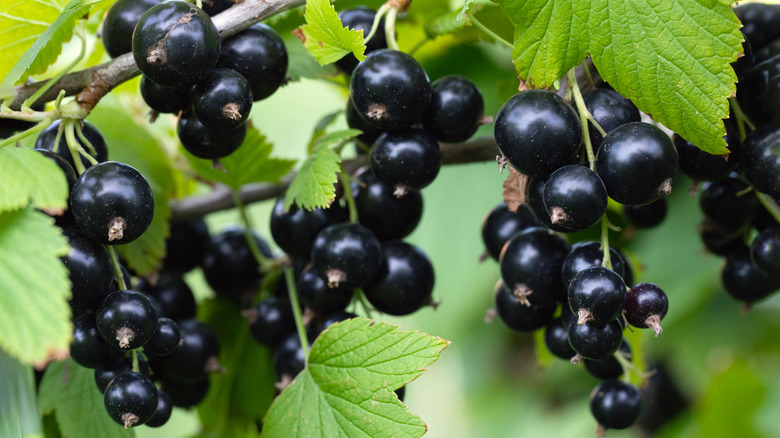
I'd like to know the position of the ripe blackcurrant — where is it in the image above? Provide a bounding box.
[274,332,306,379]
[494,281,557,332]
[247,296,296,346]
[543,165,608,232]
[364,241,435,315]
[624,283,669,336]
[568,267,627,326]
[164,318,220,383]
[582,88,640,148]
[494,90,581,178]
[137,273,197,322]
[722,246,780,304]
[201,227,272,303]
[162,218,210,274]
[104,371,159,428]
[160,376,210,407]
[177,110,247,160]
[297,268,353,316]
[751,226,780,274]
[269,195,347,260]
[422,75,484,143]
[739,123,780,197]
[525,177,567,232]
[700,176,758,233]
[102,0,160,58]
[192,68,253,131]
[218,23,288,101]
[568,318,623,361]
[70,313,117,369]
[350,49,431,130]
[140,76,191,115]
[201,0,234,15]
[672,130,735,182]
[35,148,77,191]
[70,161,154,245]
[561,241,628,289]
[481,203,539,261]
[310,223,382,289]
[700,221,746,256]
[97,290,159,350]
[144,317,182,356]
[61,229,114,310]
[35,120,108,170]
[370,128,442,195]
[624,198,667,229]
[335,7,387,74]
[352,168,423,240]
[346,99,380,147]
[145,391,173,428]
[94,355,151,393]
[589,380,644,430]
[584,339,632,380]
[544,317,576,360]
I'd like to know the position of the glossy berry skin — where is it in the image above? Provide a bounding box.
[568,319,623,361]
[751,227,780,274]
[350,49,431,130]
[310,223,382,289]
[145,391,173,428]
[596,122,679,205]
[70,161,154,245]
[97,290,159,350]
[582,88,640,149]
[700,177,758,233]
[481,203,539,261]
[499,227,571,307]
[560,241,627,287]
[346,99,380,146]
[274,332,306,379]
[335,7,387,74]
[94,355,151,393]
[137,273,197,322]
[735,3,780,51]
[543,165,607,232]
[202,0,234,15]
[102,0,159,58]
[672,132,734,181]
[568,267,627,325]
[722,247,780,304]
[35,120,108,170]
[163,218,210,274]
[177,110,247,159]
[624,283,668,335]
[544,317,576,360]
[422,75,484,143]
[104,371,159,428]
[270,195,347,260]
[202,227,272,302]
[132,1,220,88]
[525,177,567,232]
[192,68,253,131]
[494,90,581,178]
[61,229,114,310]
[298,269,353,315]
[364,241,435,316]
[495,281,557,332]
[144,317,181,356]
[140,76,191,114]
[584,339,631,380]
[70,313,117,369]
[160,376,210,407]
[624,198,667,229]
[739,123,780,197]
[700,222,746,256]
[218,24,288,101]
[370,128,441,193]
[590,380,644,430]
[164,319,220,383]
[248,296,296,346]
[353,168,423,240]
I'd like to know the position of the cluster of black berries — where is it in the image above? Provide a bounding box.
[103,0,288,160]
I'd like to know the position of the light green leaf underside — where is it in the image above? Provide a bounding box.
[186,126,297,189]
[0,146,68,213]
[39,359,135,438]
[300,0,366,66]
[262,318,449,438]
[283,143,341,211]
[0,207,70,364]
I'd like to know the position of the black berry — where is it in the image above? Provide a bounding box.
[144,391,173,428]
[191,68,253,131]
[97,290,159,350]
[543,164,608,232]
[481,203,539,261]
[144,317,182,356]
[269,195,347,260]
[568,267,627,326]
[218,23,288,101]
[61,229,114,310]
[363,241,435,316]
[177,110,247,160]
[70,313,117,369]
[568,318,623,361]
[624,283,669,336]
[589,380,644,430]
[353,168,423,240]
[370,128,442,195]
[247,296,296,346]
[494,281,557,332]
[739,123,780,197]
[335,7,387,74]
[624,198,667,229]
[104,371,159,428]
[751,226,780,274]
[310,223,382,289]
[298,268,353,316]
[201,227,272,303]
[422,75,484,143]
[582,88,640,149]
[102,0,160,58]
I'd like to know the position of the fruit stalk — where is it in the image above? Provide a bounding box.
[284,267,310,363]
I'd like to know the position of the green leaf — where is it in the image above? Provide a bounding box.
[262,318,449,438]
[0,0,92,98]
[0,207,70,364]
[185,126,296,189]
[0,147,68,213]
[39,359,135,438]
[497,0,741,154]
[300,0,366,65]
[283,143,341,211]
[696,360,766,438]
[196,298,276,437]
[310,128,362,153]
[307,109,343,153]
[0,349,43,438]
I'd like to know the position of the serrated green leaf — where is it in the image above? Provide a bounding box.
[186,125,296,189]
[196,298,276,438]
[310,128,362,151]
[262,318,449,438]
[0,207,70,363]
[300,0,366,65]
[0,146,68,213]
[284,143,341,211]
[0,0,92,98]
[39,359,135,438]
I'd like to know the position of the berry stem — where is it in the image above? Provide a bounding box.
[107,245,128,290]
[63,120,87,174]
[614,349,632,383]
[339,170,359,224]
[756,192,780,224]
[355,289,374,319]
[284,267,310,364]
[75,122,99,158]
[582,62,596,89]
[566,69,602,171]
[729,97,754,142]
[466,11,514,50]
[0,108,49,122]
[231,189,274,271]
[384,7,400,51]
[600,214,613,270]
[131,350,139,373]
[362,3,392,46]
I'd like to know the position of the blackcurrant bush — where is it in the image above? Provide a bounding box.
[751,226,780,274]
[70,161,154,245]
[310,223,382,289]
[102,0,160,58]
[584,339,632,380]
[145,391,173,428]
[35,120,108,170]
[144,317,182,356]
[104,371,159,428]
[624,283,669,336]
[97,290,159,350]
[544,317,576,360]
[370,128,441,195]
[499,227,570,307]
[350,49,431,130]
[140,76,191,115]
[192,68,253,131]
[568,267,627,326]
[202,227,272,303]
[137,273,197,322]
[582,88,640,148]
[481,203,539,261]
[568,319,623,361]
[218,23,288,101]
[363,241,435,316]
[739,123,780,197]
[297,268,353,316]
[335,7,387,74]
[163,218,210,274]
[543,165,607,232]
[164,318,220,383]
[494,90,581,178]
[624,198,667,229]
[274,332,306,380]
[177,110,247,160]
[247,296,296,346]
[589,379,644,430]
[422,75,484,143]
[132,1,220,88]
[700,177,758,233]
[595,122,679,205]
[494,281,557,332]
[70,313,118,369]
[722,246,780,305]
[269,195,347,260]
[346,99,380,146]
[61,229,114,310]
[353,168,423,240]
[160,376,210,407]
